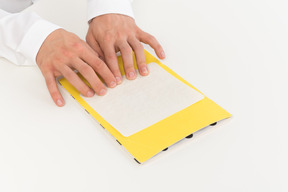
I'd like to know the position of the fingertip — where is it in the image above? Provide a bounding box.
[109,81,117,88]
[157,50,166,60]
[56,99,65,107]
[116,76,122,84]
[126,71,136,80]
[87,90,95,97]
[140,66,149,76]
[99,88,107,96]
[45,75,65,107]
[160,50,166,59]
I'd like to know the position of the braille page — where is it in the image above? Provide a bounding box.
[81,62,204,137]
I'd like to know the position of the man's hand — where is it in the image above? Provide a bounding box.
[36,29,117,107]
[86,14,165,84]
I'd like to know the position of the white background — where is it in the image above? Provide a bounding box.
[0,0,287,191]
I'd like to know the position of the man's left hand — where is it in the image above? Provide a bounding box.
[86,14,165,84]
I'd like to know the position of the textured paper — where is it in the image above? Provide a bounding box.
[81,62,204,136]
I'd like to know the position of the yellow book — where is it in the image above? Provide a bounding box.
[59,50,231,164]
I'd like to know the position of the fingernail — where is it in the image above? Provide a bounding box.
[128,71,135,79]
[116,76,122,84]
[100,89,106,95]
[87,90,94,97]
[141,67,149,75]
[110,81,117,88]
[161,51,166,58]
[56,99,63,106]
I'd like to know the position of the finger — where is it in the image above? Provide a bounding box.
[128,38,148,76]
[60,65,96,97]
[139,31,166,59]
[44,73,65,107]
[72,58,108,96]
[81,44,117,88]
[117,41,136,80]
[101,43,123,84]
[86,35,104,60]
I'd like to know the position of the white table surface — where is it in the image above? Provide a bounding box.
[1,0,287,191]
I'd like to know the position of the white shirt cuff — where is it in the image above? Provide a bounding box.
[17,19,61,65]
[87,0,134,22]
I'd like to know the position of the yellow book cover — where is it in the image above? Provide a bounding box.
[59,50,231,163]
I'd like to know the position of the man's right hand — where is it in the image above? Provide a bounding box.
[36,29,117,107]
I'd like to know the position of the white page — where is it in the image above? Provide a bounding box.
[81,62,204,137]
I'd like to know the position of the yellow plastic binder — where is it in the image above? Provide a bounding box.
[59,50,231,163]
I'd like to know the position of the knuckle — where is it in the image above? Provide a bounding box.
[103,33,113,43]
[79,83,91,94]
[54,71,62,77]
[41,63,51,73]
[106,53,116,61]
[92,59,104,70]
[116,31,130,39]
[136,29,144,39]
[56,62,68,72]
[137,61,146,67]
[94,84,105,94]
[45,78,54,87]
[64,70,75,80]
[61,49,74,59]
[91,81,101,90]
[134,42,144,50]
[80,87,89,94]
[126,65,135,71]
[79,64,94,75]
[54,54,67,63]
[147,35,156,42]
[121,45,132,54]
[116,31,122,39]
[136,28,143,35]
[72,42,84,53]
[156,45,162,50]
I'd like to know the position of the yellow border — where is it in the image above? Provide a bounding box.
[59,50,231,163]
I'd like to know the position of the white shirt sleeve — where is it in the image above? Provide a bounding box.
[87,0,134,22]
[0,9,61,66]
[0,0,134,66]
